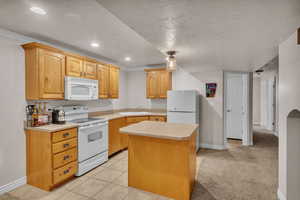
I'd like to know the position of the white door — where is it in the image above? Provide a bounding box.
[225,73,244,139]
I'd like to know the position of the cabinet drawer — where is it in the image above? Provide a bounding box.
[53,148,77,169]
[52,138,77,154]
[53,161,77,185]
[126,116,149,124]
[149,116,166,122]
[52,128,77,143]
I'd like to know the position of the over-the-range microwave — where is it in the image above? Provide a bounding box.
[65,76,98,100]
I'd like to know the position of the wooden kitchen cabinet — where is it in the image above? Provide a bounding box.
[108,117,126,156]
[109,65,120,99]
[97,63,110,98]
[97,64,120,99]
[145,68,172,99]
[83,58,97,80]
[25,127,78,191]
[66,55,97,80]
[65,55,83,78]
[23,43,66,100]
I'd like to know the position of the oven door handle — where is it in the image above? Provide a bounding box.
[79,123,108,130]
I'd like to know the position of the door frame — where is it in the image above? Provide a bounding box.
[223,71,253,147]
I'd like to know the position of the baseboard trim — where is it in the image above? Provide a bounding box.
[200,143,226,150]
[277,189,286,200]
[0,177,27,195]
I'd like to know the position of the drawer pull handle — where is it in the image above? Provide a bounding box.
[63,155,70,160]
[63,169,70,174]
[63,143,70,148]
[63,133,70,137]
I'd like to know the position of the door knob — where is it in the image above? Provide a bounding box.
[227,109,231,112]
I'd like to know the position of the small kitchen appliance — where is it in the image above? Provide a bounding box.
[52,108,66,124]
[62,105,108,176]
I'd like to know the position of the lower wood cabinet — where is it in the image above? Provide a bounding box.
[108,115,166,156]
[25,127,78,191]
[108,117,126,156]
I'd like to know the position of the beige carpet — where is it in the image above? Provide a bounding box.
[193,131,278,200]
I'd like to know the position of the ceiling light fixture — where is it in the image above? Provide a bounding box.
[166,50,177,71]
[125,57,131,61]
[30,7,47,15]
[90,42,99,47]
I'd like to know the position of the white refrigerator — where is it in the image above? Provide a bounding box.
[167,90,200,151]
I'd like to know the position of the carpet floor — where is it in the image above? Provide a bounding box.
[193,131,278,200]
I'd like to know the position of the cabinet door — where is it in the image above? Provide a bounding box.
[146,71,158,98]
[108,118,126,156]
[66,56,83,78]
[158,71,172,98]
[84,61,97,79]
[109,67,119,98]
[97,64,109,98]
[39,49,65,99]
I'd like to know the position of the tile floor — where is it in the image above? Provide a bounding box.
[0,131,278,200]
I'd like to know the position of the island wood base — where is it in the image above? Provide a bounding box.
[128,132,196,200]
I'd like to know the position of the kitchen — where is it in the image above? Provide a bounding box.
[1,0,291,199]
[20,41,201,200]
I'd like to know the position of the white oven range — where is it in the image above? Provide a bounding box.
[63,105,108,176]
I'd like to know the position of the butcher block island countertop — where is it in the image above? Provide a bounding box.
[120,121,198,200]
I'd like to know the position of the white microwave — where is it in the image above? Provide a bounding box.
[65,76,98,100]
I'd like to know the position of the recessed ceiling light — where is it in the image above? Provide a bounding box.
[30,7,47,15]
[125,57,131,61]
[91,42,99,47]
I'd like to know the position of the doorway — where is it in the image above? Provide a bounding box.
[224,72,252,146]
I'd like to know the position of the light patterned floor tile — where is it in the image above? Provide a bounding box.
[124,188,158,200]
[71,178,109,198]
[84,166,106,177]
[93,168,123,182]
[93,183,128,200]
[59,191,89,200]
[113,172,128,187]
[8,184,48,200]
[63,175,89,191]
[109,159,128,172]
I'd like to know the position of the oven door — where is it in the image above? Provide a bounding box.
[78,122,108,162]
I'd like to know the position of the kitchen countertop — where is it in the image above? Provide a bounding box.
[120,121,198,140]
[24,123,78,132]
[92,112,166,121]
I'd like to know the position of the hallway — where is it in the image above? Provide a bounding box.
[194,131,278,199]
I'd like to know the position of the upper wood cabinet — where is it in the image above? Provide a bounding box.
[145,68,172,99]
[97,63,110,98]
[66,56,97,80]
[109,65,120,99]
[84,59,97,80]
[66,55,83,78]
[23,43,66,100]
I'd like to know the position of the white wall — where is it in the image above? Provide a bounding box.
[278,30,300,199]
[0,36,27,189]
[253,77,261,125]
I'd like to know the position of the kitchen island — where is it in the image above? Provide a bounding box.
[120,121,198,200]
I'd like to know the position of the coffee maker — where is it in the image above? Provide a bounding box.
[52,109,66,124]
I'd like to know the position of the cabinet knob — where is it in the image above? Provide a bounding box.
[63,143,70,148]
[63,155,70,160]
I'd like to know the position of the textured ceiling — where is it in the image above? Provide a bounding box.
[0,0,299,72]
[0,0,165,68]
[97,0,300,72]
